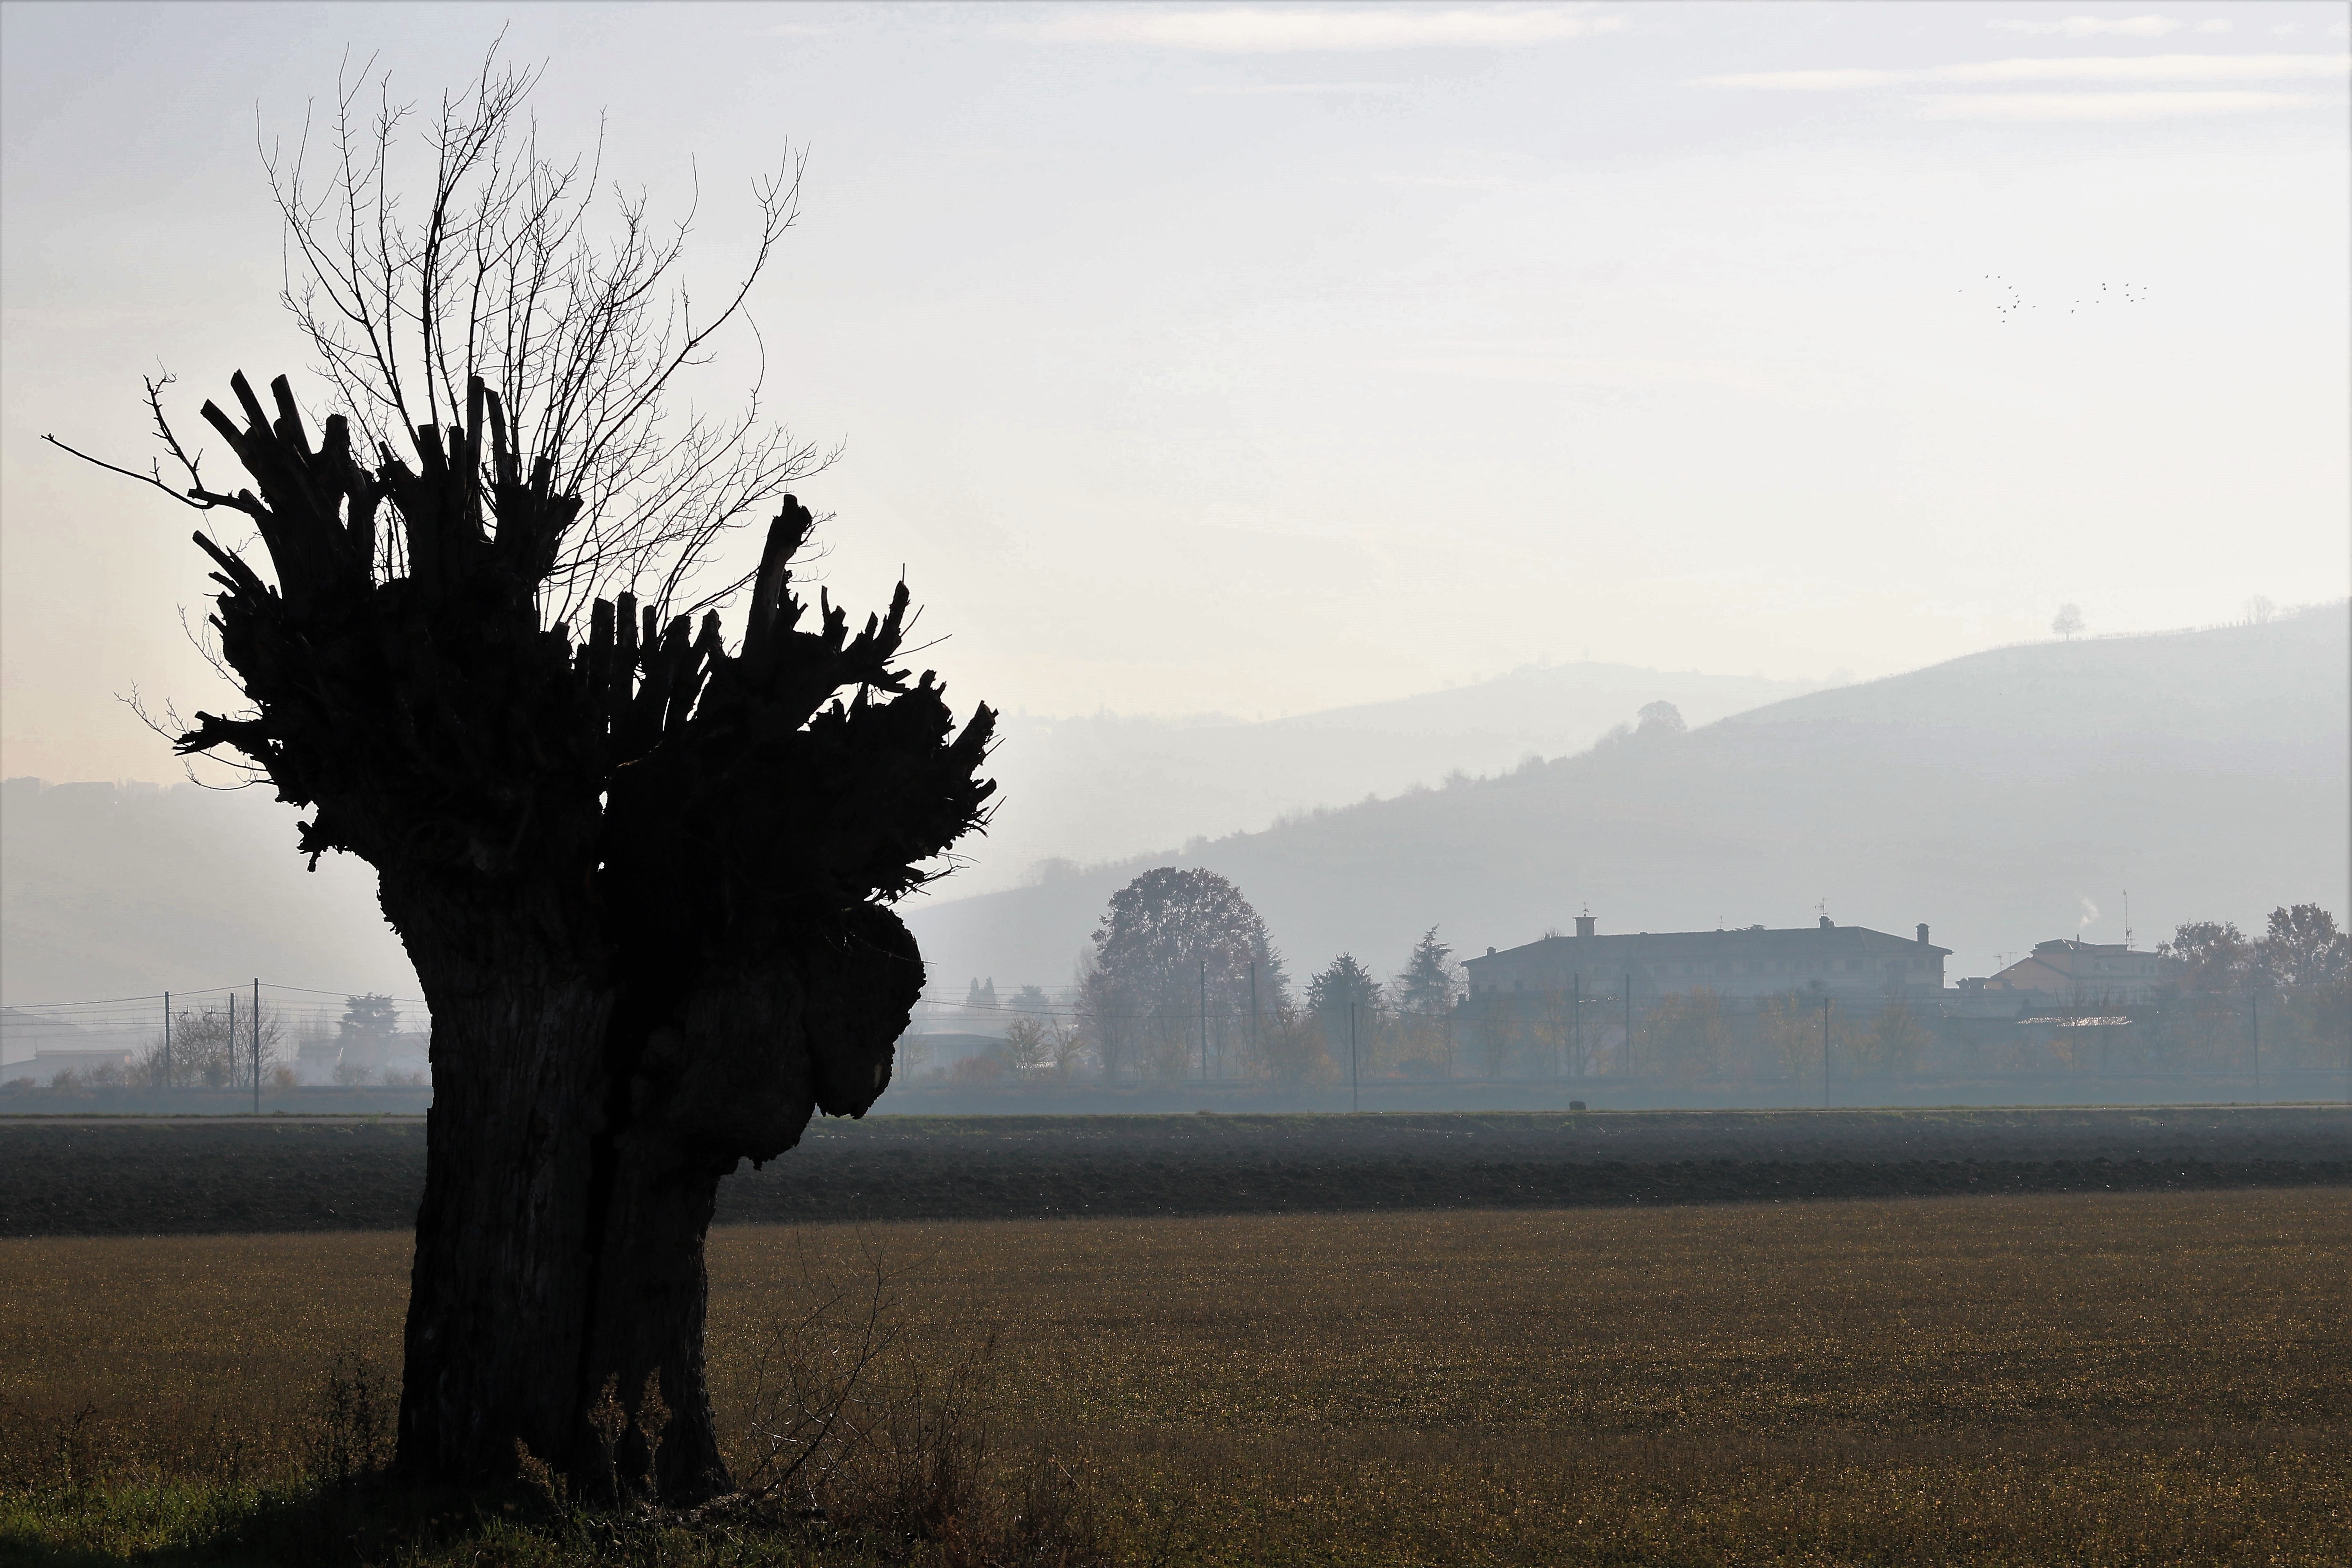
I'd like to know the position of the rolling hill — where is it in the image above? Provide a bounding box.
[904,605,2351,991]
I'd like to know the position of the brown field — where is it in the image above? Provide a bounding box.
[3,1190,2349,1564]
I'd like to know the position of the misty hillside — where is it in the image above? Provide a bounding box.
[966,663,1817,891]
[0,661,1803,1006]
[906,606,2351,989]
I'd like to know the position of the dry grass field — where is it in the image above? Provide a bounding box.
[3,1189,2348,1564]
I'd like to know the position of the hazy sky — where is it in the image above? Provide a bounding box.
[3,1,2346,784]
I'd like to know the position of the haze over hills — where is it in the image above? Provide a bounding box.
[966,663,1821,894]
[4,610,2342,1011]
[0,660,1812,1006]
[906,605,2352,992]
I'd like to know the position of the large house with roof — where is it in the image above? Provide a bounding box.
[1976,938,2161,1004]
[1462,914,1950,1003]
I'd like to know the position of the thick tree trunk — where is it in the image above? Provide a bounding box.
[391,890,918,1503]
[394,912,616,1483]
[578,1122,733,1500]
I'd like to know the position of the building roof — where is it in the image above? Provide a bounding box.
[1466,922,1950,969]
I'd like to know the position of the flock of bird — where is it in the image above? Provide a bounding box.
[1970,273,2150,322]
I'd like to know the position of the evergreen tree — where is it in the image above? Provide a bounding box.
[1393,927,1460,1015]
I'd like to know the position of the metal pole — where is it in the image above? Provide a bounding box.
[1243,959,1254,1075]
[1200,960,1209,1083]
[1622,973,1632,1077]
[2251,990,2260,1103]
[252,977,261,1112]
[163,991,171,1092]
[1822,994,1831,1110]
[1572,974,1580,1078]
[228,991,238,1103]
[1350,1002,1359,1113]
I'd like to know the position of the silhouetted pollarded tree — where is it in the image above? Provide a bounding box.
[49,58,992,1504]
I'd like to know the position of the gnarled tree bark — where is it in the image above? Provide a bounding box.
[172,370,992,1502]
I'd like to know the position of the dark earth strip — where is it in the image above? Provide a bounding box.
[2,1108,2345,1238]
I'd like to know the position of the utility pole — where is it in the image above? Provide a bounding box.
[228,990,238,1104]
[252,977,262,1112]
[1200,960,1208,1083]
[2251,989,2260,1103]
[1822,994,1831,1110]
[1350,1002,1360,1114]
[162,991,171,1092]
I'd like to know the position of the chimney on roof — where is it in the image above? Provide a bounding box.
[1575,914,1596,938]
[1819,915,1833,930]
[1917,923,1930,946]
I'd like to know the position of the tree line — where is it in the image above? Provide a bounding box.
[923,874,2349,1088]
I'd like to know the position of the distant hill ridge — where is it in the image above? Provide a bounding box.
[969,659,1818,892]
[7,607,2342,1006]
[906,605,2350,989]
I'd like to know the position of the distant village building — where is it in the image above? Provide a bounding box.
[1977,939,2161,1004]
[2,1047,135,1083]
[1462,914,1949,1002]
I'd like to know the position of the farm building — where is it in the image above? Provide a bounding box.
[1463,914,1949,1003]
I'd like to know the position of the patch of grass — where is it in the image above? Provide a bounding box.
[2,1190,2348,1562]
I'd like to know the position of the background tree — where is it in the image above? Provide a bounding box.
[1082,867,1287,1080]
[2157,920,2254,991]
[137,999,286,1089]
[335,992,401,1083]
[2052,603,2085,640]
[1392,927,1460,1015]
[2253,903,2349,987]
[1633,990,1728,1084]
[52,56,992,1503]
[1635,699,1687,735]
[1246,1003,1337,1089]
[1855,1002,1930,1076]
[1306,953,1382,1064]
[1390,927,1460,1076]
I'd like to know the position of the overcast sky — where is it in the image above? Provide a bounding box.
[3,1,2346,783]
